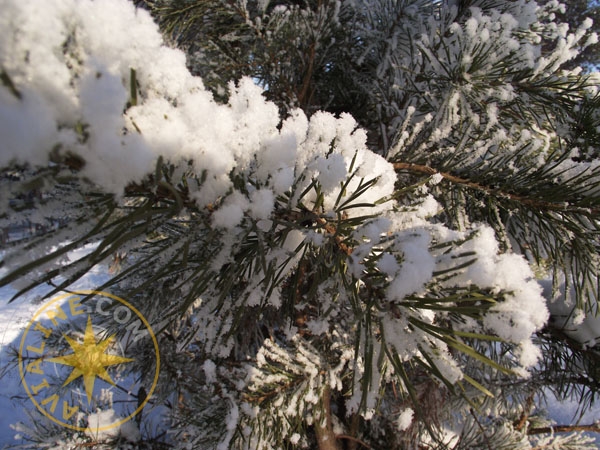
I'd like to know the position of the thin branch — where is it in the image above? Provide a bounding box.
[336,434,372,449]
[346,413,361,450]
[393,162,599,215]
[469,408,493,450]
[514,392,536,432]
[315,386,342,450]
[528,423,600,435]
[298,40,316,110]
[315,215,352,255]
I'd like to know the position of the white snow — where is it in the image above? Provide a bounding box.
[203,359,218,384]
[397,407,414,431]
[387,231,435,302]
[86,409,140,443]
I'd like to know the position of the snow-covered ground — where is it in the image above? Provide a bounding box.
[0,238,175,448]
[0,288,42,447]
[0,254,111,447]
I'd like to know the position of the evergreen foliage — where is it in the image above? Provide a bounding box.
[539,0,600,70]
[1,0,599,448]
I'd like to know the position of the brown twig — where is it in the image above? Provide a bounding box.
[393,162,599,215]
[298,40,316,110]
[528,423,600,435]
[297,0,322,110]
[315,386,342,450]
[346,413,361,450]
[315,216,352,255]
[336,434,372,449]
[514,392,536,431]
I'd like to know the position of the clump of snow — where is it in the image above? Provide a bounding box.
[438,226,549,363]
[86,409,140,443]
[397,408,414,431]
[203,359,218,384]
[249,189,275,220]
[212,192,249,229]
[387,231,436,301]
[0,0,397,228]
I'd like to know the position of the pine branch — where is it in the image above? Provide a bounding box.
[528,423,600,435]
[393,162,600,216]
[394,159,600,314]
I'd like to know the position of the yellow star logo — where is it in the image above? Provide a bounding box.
[48,316,134,403]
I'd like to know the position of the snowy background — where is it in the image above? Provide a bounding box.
[0,247,111,447]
